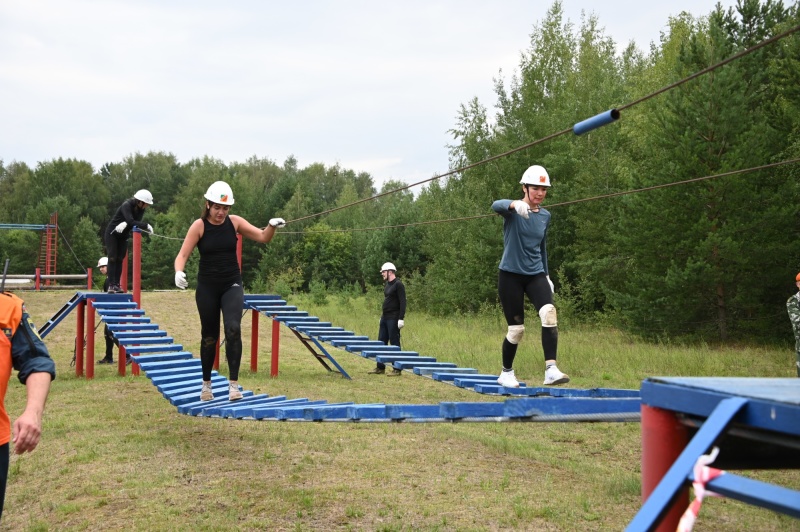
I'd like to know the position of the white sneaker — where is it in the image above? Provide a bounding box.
[497,370,520,388]
[543,365,570,386]
[200,381,214,401]
[229,381,243,401]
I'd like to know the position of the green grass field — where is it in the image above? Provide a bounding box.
[3,290,797,531]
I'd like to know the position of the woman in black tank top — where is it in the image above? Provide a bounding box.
[173,181,286,402]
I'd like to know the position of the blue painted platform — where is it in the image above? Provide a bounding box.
[628,377,800,531]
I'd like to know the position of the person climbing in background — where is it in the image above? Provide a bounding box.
[174,180,285,402]
[491,164,569,388]
[368,262,406,376]
[104,189,154,294]
[0,286,56,521]
[95,257,125,365]
[786,272,800,377]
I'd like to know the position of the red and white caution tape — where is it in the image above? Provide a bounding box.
[676,446,726,532]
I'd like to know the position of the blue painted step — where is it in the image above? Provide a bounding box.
[433,372,497,382]
[102,317,151,324]
[97,309,146,316]
[345,343,397,352]
[375,355,437,364]
[441,402,506,419]
[394,361,457,370]
[136,358,201,372]
[255,306,294,314]
[360,349,413,359]
[285,321,330,328]
[122,344,185,354]
[107,323,160,332]
[294,326,344,334]
[219,396,290,419]
[323,335,368,344]
[201,395,274,417]
[250,400,329,420]
[414,367,478,376]
[219,398,312,419]
[133,352,193,365]
[114,330,169,339]
[386,404,443,420]
[148,368,218,386]
[157,376,227,395]
[115,336,175,345]
[276,402,355,420]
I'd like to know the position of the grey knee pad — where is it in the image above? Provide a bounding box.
[506,324,525,344]
[539,304,557,327]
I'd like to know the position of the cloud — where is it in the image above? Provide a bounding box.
[0,0,732,190]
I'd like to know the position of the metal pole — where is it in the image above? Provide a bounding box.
[86,299,95,379]
[250,311,259,372]
[76,300,85,377]
[133,230,141,307]
[0,259,9,292]
[271,319,280,377]
[640,404,689,531]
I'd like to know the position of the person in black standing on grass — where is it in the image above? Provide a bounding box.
[95,257,126,365]
[104,190,154,294]
[368,262,406,376]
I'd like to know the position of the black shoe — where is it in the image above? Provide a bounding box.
[97,358,113,365]
[387,368,402,377]
[367,367,385,375]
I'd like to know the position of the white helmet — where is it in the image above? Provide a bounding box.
[134,189,154,204]
[97,257,108,267]
[204,181,235,206]
[380,262,396,272]
[519,165,551,187]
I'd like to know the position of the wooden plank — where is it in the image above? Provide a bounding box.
[201,395,274,417]
[138,358,201,372]
[221,396,289,419]
[386,404,443,420]
[230,398,314,419]
[433,372,496,382]
[394,361,456,370]
[440,402,506,419]
[504,397,641,418]
[698,471,800,518]
[131,352,193,364]
[414,367,478,376]
[122,344,185,354]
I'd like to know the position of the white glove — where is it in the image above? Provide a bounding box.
[547,275,554,293]
[513,201,530,219]
[146,224,153,234]
[269,218,286,228]
[175,271,188,289]
[398,319,404,329]
[114,221,128,233]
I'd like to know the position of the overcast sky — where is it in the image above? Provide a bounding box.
[1,1,736,190]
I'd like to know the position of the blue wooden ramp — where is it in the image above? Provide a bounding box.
[42,292,642,423]
[243,295,641,401]
[243,295,351,379]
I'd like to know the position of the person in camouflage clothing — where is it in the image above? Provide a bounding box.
[786,272,800,377]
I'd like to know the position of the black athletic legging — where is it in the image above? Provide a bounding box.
[0,442,8,520]
[104,234,127,287]
[195,281,244,381]
[498,269,558,369]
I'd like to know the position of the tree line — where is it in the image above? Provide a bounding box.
[1,0,799,344]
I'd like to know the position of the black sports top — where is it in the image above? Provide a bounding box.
[197,217,241,285]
